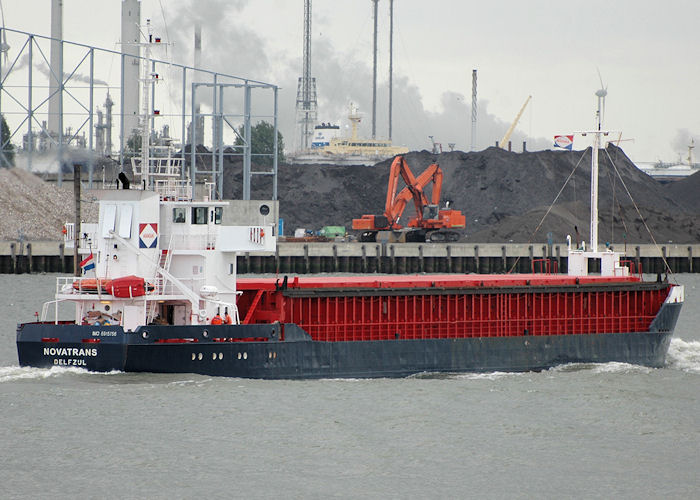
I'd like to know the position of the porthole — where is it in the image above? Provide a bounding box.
[142,331,149,339]
[219,353,223,360]
[212,352,217,360]
[273,352,277,359]
[237,353,241,360]
[191,353,196,361]
[198,353,203,360]
[202,329,209,339]
[243,352,247,360]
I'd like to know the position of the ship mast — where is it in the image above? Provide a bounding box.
[589,83,608,253]
[140,20,152,190]
[568,84,624,277]
[589,117,600,253]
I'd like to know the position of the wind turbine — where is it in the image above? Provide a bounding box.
[595,69,608,130]
[0,1,9,66]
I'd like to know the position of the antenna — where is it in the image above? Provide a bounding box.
[295,0,317,151]
[595,68,608,129]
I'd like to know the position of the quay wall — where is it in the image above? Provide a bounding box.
[1,241,698,275]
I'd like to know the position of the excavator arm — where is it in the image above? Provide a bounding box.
[352,155,464,241]
[384,156,442,229]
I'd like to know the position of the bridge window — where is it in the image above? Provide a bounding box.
[215,207,223,224]
[192,207,207,225]
[173,207,186,223]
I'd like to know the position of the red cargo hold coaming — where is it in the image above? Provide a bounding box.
[235,274,669,342]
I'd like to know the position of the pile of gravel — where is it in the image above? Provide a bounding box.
[0,168,98,241]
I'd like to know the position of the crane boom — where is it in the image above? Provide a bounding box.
[499,95,532,149]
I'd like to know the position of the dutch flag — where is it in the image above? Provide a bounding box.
[80,252,95,273]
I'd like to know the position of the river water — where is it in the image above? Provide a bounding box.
[1,273,699,499]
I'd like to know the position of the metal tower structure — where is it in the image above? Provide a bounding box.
[471,69,477,151]
[295,0,317,151]
[0,27,279,199]
[371,0,378,139]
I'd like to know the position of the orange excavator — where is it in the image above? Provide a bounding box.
[352,156,466,242]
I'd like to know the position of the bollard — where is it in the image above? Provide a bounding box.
[26,243,32,274]
[661,246,667,274]
[59,243,65,273]
[556,245,561,273]
[10,242,16,274]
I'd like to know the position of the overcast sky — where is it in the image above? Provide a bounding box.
[4,0,699,163]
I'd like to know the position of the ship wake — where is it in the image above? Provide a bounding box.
[667,338,700,374]
[0,365,120,383]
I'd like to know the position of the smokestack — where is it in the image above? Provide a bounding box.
[121,0,141,141]
[105,93,113,155]
[388,0,393,141]
[48,0,63,136]
[194,23,202,70]
[371,0,378,139]
[194,23,204,144]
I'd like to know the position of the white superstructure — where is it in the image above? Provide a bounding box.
[57,172,275,331]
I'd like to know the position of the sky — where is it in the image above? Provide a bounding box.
[2,0,699,164]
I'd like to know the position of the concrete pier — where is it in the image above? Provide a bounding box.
[245,242,699,275]
[1,241,698,275]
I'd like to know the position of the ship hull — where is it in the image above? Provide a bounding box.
[16,301,681,379]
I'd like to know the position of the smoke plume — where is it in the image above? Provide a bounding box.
[156,1,548,154]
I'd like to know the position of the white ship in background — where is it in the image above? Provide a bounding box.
[636,140,699,182]
[290,104,408,166]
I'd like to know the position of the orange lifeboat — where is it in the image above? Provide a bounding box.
[72,278,110,293]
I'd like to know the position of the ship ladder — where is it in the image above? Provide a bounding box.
[148,235,174,322]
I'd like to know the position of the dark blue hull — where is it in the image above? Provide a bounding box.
[17,302,682,379]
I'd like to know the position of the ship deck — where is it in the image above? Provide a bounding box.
[236,273,643,292]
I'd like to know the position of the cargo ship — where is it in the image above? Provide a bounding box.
[16,148,684,377]
[15,68,684,378]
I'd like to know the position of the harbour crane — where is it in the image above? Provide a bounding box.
[498,95,532,149]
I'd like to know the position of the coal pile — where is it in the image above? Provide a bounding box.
[226,145,699,243]
[664,169,700,213]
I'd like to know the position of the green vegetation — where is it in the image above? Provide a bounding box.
[0,114,15,168]
[235,121,285,166]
